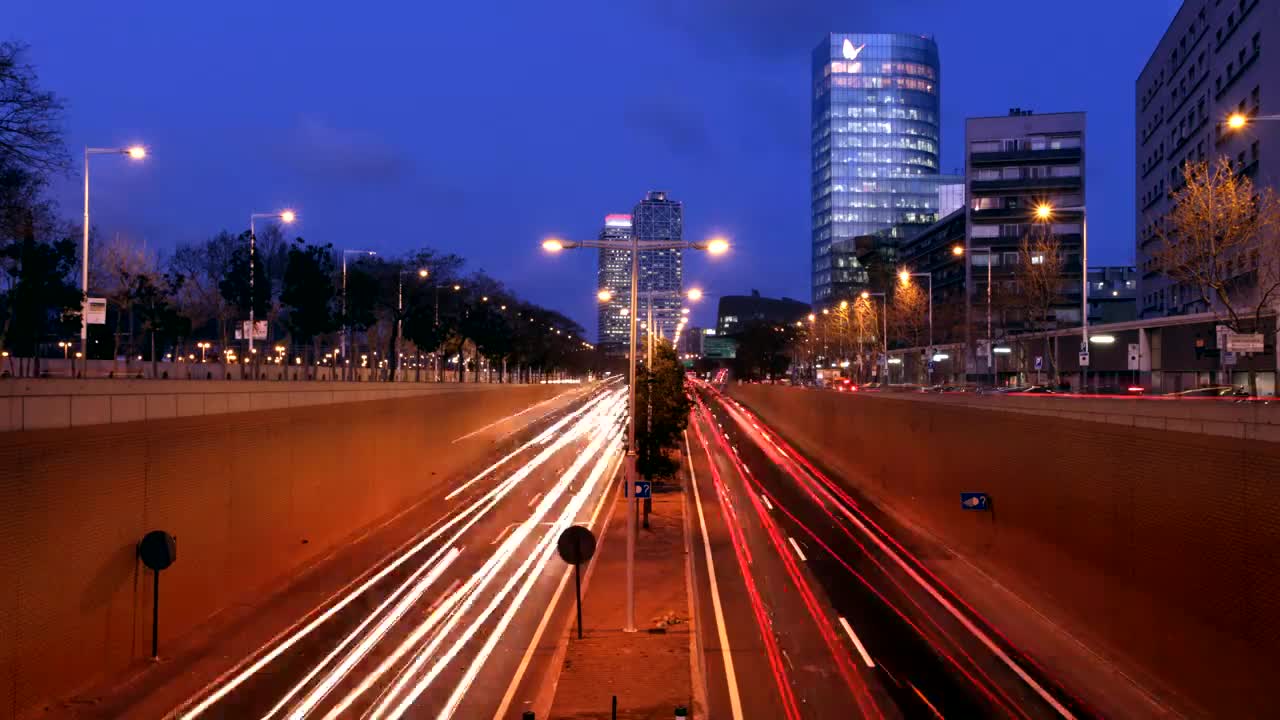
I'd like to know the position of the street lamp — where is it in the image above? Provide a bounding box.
[860,290,888,383]
[542,232,730,633]
[341,249,377,379]
[1226,112,1280,130]
[197,341,211,363]
[396,266,429,379]
[898,269,934,377]
[248,210,298,356]
[1033,202,1088,389]
[82,144,148,365]
[953,244,996,388]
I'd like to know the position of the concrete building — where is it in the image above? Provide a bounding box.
[1136,0,1279,318]
[595,213,633,353]
[1088,265,1140,324]
[811,33,949,304]
[716,290,811,337]
[965,110,1087,344]
[631,191,684,345]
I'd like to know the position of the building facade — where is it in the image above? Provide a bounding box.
[595,213,633,353]
[1088,265,1140,324]
[1136,0,1279,318]
[716,290,811,336]
[965,110,1087,348]
[811,33,945,304]
[632,191,684,345]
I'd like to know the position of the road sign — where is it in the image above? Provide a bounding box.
[1034,356,1043,371]
[927,360,935,372]
[556,525,597,640]
[1078,351,1090,367]
[1227,332,1264,353]
[1127,343,1140,371]
[1224,351,1238,366]
[960,492,990,511]
[634,481,652,499]
[235,321,268,341]
[556,525,597,566]
[977,340,990,358]
[84,297,107,325]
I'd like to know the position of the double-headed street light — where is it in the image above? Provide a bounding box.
[953,243,996,388]
[545,232,729,633]
[248,210,298,355]
[82,144,147,366]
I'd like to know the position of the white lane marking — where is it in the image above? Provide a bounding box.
[787,536,807,562]
[280,548,461,719]
[685,429,746,720]
[182,388,625,719]
[528,491,543,508]
[736,407,1076,719]
[491,450,624,720]
[760,494,774,511]
[838,616,876,668]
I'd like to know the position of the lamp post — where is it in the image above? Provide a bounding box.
[953,244,995,388]
[197,341,210,363]
[341,249,377,380]
[860,291,888,384]
[1033,202,1088,390]
[544,233,728,632]
[247,210,297,359]
[82,145,147,369]
[898,270,934,380]
[396,267,430,381]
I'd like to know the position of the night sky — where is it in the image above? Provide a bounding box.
[11,0,1182,334]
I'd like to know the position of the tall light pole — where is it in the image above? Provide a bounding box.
[543,233,728,632]
[860,291,888,383]
[248,210,297,357]
[953,244,995,388]
[397,267,429,380]
[1034,202,1087,390]
[341,249,377,380]
[82,145,147,368]
[898,270,934,380]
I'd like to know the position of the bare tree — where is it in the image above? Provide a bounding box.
[1152,157,1280,331]
[0,42,68,174]
[92,234,158,364]
[1015,223,1065,381]
[891,280,928,382]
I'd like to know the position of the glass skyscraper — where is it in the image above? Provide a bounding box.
[632,191,684,346]
[811,33,943,303]
[595,213,633,353]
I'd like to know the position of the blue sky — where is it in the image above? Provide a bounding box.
[10,0,1183,332]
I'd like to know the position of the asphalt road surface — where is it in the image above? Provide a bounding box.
[685,380,1096,720]
[160,381,627,720]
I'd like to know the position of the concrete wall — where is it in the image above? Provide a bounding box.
[0,383,569,719]
[730,385,1280,716]
[0,377,564,432]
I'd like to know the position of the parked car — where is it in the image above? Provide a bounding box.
[833,377,858,392]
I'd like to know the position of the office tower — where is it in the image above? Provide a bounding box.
[811,33,944,303]
[595,214,633,353]
[631,190,684,346]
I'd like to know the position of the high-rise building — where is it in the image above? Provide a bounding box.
[811,33,945,304]
[1135,0,1278,318]
[595,213,633,353]
[965,110,1087,339]
[632,190,684,345]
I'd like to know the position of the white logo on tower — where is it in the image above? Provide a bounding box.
[842,39,866,60]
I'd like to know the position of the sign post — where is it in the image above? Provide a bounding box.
[960,492,990,511]
[137,530,178,659]
[556,525,597,640]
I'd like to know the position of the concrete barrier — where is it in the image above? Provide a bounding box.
[730,384,1280,717]
[0,383,573,719]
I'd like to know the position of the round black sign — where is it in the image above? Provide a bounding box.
[138,530,178,571]
[556,525,597,565]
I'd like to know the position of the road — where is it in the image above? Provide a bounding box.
[685,380,1096,719]
[154,381,627,720]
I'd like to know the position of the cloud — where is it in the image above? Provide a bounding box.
[277,116,412,186]
[623,97,716,160]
